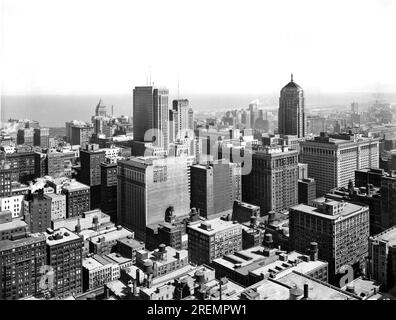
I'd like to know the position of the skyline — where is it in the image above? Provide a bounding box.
[1,0,396,95]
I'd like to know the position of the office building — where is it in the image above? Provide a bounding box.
[190,160,241,219]
[24,191,52,233]
[298,178,316,205]
[278,74,306,138]
[1,150,37,184]
[232,201,260,224]
[187,216,243,265]
[213,246,328,287]
[117,156,190,240]
[380,172,396,232]
[300,132,380,196]
[82,255,120,292]
[242,145,299,215]
[44,193,66,221]
[0,233,47,300]
[44,228,83,298]
[100,160,117,219]
[88,226,134,255]
[61,180,91,217]
[116,237,145,264]
[289,198,370,285]
[17,128,34,146]
[367,225,396,291]
[0,161,12,197]
[33,128,50,149]
[79,144,106,209]
[133,86,169,150]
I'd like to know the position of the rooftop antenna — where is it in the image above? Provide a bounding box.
[149,66,152,86]
[177,76,180,100]
[291,73,294,82]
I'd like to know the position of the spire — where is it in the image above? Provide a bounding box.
[291,73,294,82]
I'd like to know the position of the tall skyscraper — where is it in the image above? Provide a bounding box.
[300,132,380,196]
[117,156,190,240]
[133,86,169,150]
[172,99,190,141]
[278,74,306,138]
[190,160,241,219]
[33,128,50,149]
[242,145,299,215]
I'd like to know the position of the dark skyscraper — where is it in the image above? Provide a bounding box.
[278,74,306,138]
[242,145,299,215]
[133,86,169,150]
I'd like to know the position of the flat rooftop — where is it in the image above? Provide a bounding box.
[105,252,132,265]
[0,233,46,251]
[0,219,28,232]
[117,236,145,249]
[290,198,366,220]
[83,257,104,271]
[371,225,396,246]
[249,251,327,278]
[188,217,242,236]
[277,272,358,300]
[45,227,81,246]
[239,279,290,300]
[89,227,134,244]
[61,180,90,192]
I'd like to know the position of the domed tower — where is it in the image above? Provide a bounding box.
[278,74,306,138]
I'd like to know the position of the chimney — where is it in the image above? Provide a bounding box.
[303,283,309,299]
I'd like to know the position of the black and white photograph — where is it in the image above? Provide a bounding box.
[1,0,396,313]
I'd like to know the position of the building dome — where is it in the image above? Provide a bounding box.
[281,74,303,91]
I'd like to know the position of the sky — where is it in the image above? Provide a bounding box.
[1,0,396,95]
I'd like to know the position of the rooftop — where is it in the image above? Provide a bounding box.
[61,180,90,192]
[188,217,242,236]
[370,225,396,246]
[0,218,28,232]
[0,233,46,251]
[290,197,367,220]
[89,227,134,244]
[45,227,82,246]
[277,272,358,300]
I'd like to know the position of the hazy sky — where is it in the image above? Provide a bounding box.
[1,0,396,95]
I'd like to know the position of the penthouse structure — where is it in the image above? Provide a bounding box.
[187,217,243,265]
[289,198,370,285]
[300,132,380,195]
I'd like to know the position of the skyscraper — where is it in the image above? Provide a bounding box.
[117,156,190,240]
[133,86,169,150]
[300,132,380,196]
[172,99,190,141]
[242,145,299,215]
[278,74,306,138]
[190,160,241,219]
